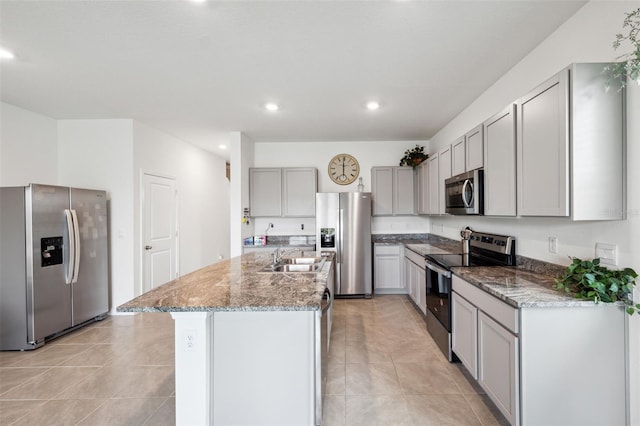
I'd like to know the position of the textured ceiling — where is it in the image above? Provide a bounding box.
[0,1,587,159]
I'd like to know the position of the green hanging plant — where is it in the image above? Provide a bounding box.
[555,257,640,315]
[605,7,640,89]
[399,145,428,169]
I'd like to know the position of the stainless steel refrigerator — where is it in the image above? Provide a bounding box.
[316,192,372,297]
[1,184,109,350]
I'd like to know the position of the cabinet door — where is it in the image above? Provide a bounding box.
[393,167,416,215]
[427,154,439,215]
[371,167,393,216]
[250,168,282,217]
[374,245,403,291]
[451,292,478,379]
[517,70,569,216]
[417,265,426,315]
[282,168,317,217]
[465,125,484,171]
[452,137,466,176]
[416,162,429,215]
[483,105,517,216]
[404,257,414,300]
[478,311,519,426]
[438,146,452,215]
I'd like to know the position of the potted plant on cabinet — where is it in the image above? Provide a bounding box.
[399,145,428,168]
[606,7,640,89]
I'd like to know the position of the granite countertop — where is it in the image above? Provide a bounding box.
[117,249,331,313]
[452,265,602,309]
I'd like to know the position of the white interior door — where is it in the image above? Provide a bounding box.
[143,174,178,292]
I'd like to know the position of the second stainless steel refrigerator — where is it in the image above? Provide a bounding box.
[316,192,372,297]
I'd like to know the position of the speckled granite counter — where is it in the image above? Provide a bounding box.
[451,265,602,309]
[117,249,331,313]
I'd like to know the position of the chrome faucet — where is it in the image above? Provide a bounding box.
[272,247,282,265]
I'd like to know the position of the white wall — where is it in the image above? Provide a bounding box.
[133,121,230,296]
[426,1,640,422]
[0,102,58,186]
[58,119,136,312]
[253,140,431,235]
[230,132,255,257]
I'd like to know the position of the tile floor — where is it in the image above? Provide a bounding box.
[0,295,508,425]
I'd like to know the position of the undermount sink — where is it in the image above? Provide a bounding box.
[280,257,323,265]
[258,257,326,273]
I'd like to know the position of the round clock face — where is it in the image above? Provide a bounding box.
[328,154,360,185]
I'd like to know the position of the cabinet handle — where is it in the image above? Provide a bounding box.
[145,245,153,250]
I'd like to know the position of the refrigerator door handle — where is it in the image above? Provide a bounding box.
[70,209,81,284]
[64,209,76,284]
[338,208,343,264]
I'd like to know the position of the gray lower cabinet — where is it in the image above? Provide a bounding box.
[373,244,404,294]
[517,63,624,220]
[249,167,317,217]
[371,167,415,216]
[403,248,426,314]
[452,275,626,426]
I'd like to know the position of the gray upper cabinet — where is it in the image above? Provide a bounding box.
[371,166,415,216]
[465,125,484,171]
[427,154,439,215]
[438,146,452,215]
[517,63,624,220]
[250,167,317,217]
[371,167,394,216]
[394,167,416,215]
[416,161,430,215]
[249,168,282,217]
[283,168,318,217]
[483,104,517,216]
[451,137,466,176]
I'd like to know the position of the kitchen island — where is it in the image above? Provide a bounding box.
[118,250,333,426]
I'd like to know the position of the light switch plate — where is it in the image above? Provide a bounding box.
[595,242,617,266]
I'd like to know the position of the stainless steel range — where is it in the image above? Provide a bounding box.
[425,231,515,362]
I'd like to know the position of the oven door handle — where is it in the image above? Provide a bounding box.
[425,259,452,278]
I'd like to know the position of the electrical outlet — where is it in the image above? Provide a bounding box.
[548,237,558,253]
[595,242,617,266]
[184,329,197,351]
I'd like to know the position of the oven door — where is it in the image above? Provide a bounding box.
[425,259,452,331]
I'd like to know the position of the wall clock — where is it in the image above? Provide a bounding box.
[328,154,360,185]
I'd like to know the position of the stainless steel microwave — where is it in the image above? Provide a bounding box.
[445,169,483,215]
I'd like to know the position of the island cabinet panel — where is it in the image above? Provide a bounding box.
[213,310,316,426]
[371,166,415,216]
[483,104,517,216]
[250,168,282,217]
[374,244,405,294]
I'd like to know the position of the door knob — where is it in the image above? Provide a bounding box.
[145,245,153,250]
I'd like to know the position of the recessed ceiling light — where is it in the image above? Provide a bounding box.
[366,101,380,111]
[264,102,279,112]
[218,144,227,150]
[0,48,15,60]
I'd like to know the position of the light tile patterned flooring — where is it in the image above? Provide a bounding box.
[0,295,508,425]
